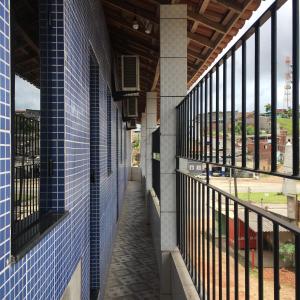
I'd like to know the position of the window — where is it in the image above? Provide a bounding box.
[107,87,112,175]
[11,1,66,258]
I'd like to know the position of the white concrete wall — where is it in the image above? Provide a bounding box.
[145,92,158,192]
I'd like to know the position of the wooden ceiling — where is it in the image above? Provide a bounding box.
[103,0,261,118]
[12,0,40,87]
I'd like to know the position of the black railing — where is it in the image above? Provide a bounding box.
[176,170,300,300]
[176,0,300,298]
[12,114,40,245]
[177,0,299,180]
[152,127,160,199]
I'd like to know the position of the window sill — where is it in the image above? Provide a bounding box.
[11,211,69,263]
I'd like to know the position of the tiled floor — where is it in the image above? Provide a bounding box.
[104,181,160,300]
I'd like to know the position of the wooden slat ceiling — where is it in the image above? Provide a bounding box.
[12,0,40,88]
[103,0,261,119]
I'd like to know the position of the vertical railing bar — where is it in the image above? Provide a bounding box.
[273,223,279,300]
[185,99,187,158]
[242,40,247,168]
[207,186,210,300]
[231,50,236,167]
[254,25,260,171]
[194,178,197,284]
[200,82,203,161]
[212,190,216,300]
[257,215,263,300]
[225,196,230,300]
[188,176,191,271]
[209,72,213,162]
[292,0,299,176]
[271,7,277,173]
[218,193,222,300]
[205,77,208,162]
[223,60,227,165]
[202,182,206,300]
[183,174,186,261]
[234,202,239,300]
[197,85,200,160]
[244,208,250,300]
[193,87,197,159]
[198,181,201,295]
[189,93,193,159]
[191,178,194,279]
[216,66,220,164]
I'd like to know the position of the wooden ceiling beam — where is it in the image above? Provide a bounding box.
[199,0,210,14]
[110,32,159,53]
[214,0,243,14]
[188,49,205,61]
[151,61,160,91]
[187,31,215,49]
[13,20,39,55]
[102,0,159,25]
[188,11,226,34]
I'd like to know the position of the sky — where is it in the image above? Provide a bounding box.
[15,76,40,110]
[15,0,293,113]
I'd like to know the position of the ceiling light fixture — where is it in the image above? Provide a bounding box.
[132,17,139,30]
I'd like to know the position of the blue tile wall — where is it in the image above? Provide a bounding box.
[0,0,131,299]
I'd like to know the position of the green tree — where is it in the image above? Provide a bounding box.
[279,243,295,267]
[264,103,271,113]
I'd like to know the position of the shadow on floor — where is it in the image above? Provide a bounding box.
[104,181,160,300]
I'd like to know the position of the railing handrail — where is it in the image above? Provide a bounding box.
[177,169,300,235]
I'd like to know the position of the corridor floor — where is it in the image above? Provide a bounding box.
[104,181,160,300]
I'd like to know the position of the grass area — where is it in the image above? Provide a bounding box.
[277,118,293,135]
[238,192,289,204]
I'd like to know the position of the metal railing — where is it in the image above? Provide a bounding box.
[152,127,160,199]
[176,0,299,180]
[12,114,40,245]
[176,0,300,298]
[176,170,300,300]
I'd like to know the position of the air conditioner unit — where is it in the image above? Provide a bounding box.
[121,55,140,91]
[126,119,137,130]
[123,97,138,119]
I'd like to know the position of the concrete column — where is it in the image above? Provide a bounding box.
[145,92,157,192]
[140,113,147,179]
[160,4,187,298]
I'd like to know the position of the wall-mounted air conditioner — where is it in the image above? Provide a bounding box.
[126,119,137,130]
[121,55,140,91]
[123,97,138,119]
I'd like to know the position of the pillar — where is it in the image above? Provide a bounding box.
[160,4,187,298]
[145,92,158,192]
[140,113,147,180]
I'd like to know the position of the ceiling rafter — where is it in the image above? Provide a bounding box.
[188,11,227,34]
[215,0,243,14]
[187,31,215,49]
[188,49,205,61]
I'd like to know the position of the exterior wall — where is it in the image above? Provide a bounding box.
[0,1,130,300]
